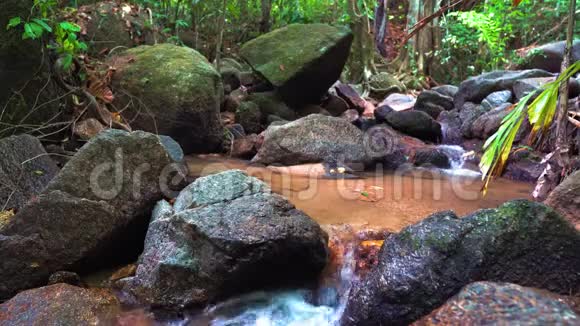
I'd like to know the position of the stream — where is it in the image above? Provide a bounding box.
[112,153,533,325]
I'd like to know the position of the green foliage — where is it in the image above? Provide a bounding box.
[439,0,573,84]
[6,0,87,70]
[480,61,580,194]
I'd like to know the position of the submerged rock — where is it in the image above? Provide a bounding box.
[414,282,580,325]
[454,69,553,110]
[121,170,329,308]
[0,134,59,211]
[545,170,580,229]
[240,24,353,106]
[109,44,223,153]
[0,130,186,300]
[252,114,370,167]
[0,284,120,325]
[342,200,580,325]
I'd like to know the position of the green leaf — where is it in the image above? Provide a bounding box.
[61,54,73,70]
[32,18,52,32]
[59,21,81,32]
[23,22,43,39]
[6,17,21,30]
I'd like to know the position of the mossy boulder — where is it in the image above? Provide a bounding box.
[109,44,223,153]
[343,200,580,325]
[120,170,329,308]
[235,101,263,134]
[247,92,296,121]
[368,72,406,100]
[240,24,353,106]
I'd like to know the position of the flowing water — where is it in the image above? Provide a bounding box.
[113,154,534,325]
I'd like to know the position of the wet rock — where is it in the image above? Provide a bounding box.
[108,44,223,153]
[503,149,544,183]
[412,147,451,169]
[247,92,296,121]
[252,114,370,167]
[454,69,553,110]
[322,94,350,116]
[0,130,186,300]
[0,134,59,212]
[437,110,463,145]
[0,284,120,325]
[343,200,580,325]
[513,77,580,100]
[471,103,512,139]
[545,170,580,229]
[235,101,263,134]
[340,109,360,124]
[368,72,405,100]
[240,24,353,105]
[230,134,260,159]
[481,90,512,110]
[48,271,82,286]
[417,90,454,111]
[73,2,156,56]
[378,93,416,112]
[335,83,367,113]
[121,170,329,308]
[414,282,580,325]
[431,85,458,98]
[518,41,580,73]
[374,105,394,123]
[382,110,442,143]
[460,102,487,138]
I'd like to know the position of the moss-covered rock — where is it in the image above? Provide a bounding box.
[235,101,262,134]
[240,24,353,106]
[368,72,406,100]
[343,200,580,325]
[247,92,296,121]
[109,44,223,153]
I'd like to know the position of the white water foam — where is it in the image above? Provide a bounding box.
[205,246,357,326]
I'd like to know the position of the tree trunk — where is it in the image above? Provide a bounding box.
[554,0,577,171]
[396,0,441,80]
[345,0,377,87]
[260,0,272,33]
[215,0,227,69]
[374,0,389,58]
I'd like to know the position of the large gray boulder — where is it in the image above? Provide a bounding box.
[342,200,580,325]
[120,170,329,308]
[240,24,353,106]
[0,130,186,300]
[545,170,580,229]
[251,114,370,167]
[108,44,224,153]
[415,282,580,325]
[454,70,553,110]
[0,135,59,211]
[518,40,580,73]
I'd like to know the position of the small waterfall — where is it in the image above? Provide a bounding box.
[203,246,357,326]
[435,145,481,178]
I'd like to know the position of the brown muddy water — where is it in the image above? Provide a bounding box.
[187,155,534,232]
